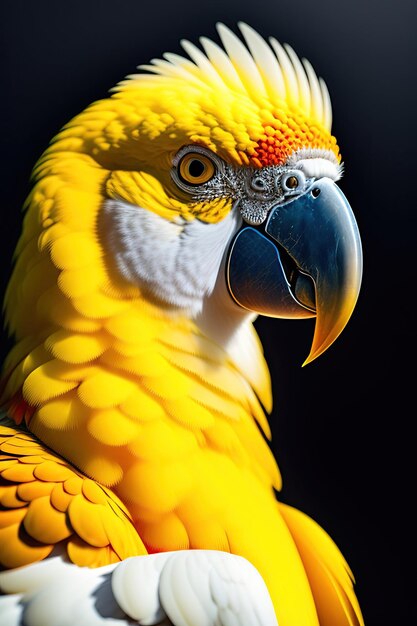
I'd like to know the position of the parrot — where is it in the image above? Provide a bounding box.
[0,22,364,626]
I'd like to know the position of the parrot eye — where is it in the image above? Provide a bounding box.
[171,145,223,193]
[281,170,307,195]
[286,176,299,189]
[177,152,216,186]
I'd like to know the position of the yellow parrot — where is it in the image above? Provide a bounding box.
[0,23,363,626]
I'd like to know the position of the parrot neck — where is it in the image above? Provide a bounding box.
[196,254,259,371]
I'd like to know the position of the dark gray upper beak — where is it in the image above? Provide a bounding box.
[226,178,363,364]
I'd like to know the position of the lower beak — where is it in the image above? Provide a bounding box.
[226,178,363,364]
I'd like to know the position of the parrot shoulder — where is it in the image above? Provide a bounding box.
[0,416,147,570]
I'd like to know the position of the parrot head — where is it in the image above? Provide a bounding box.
[94,21,362,364]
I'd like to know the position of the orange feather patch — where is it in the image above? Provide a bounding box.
[249,118,340,168]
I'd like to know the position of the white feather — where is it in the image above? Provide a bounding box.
[319,77,333,130]
[158,551,278,626]
[216,23,267,98]
[0,558,121,626]
[23,575,114,626]
[268,38,300,106]
[111,553,171,624]
[0,555,72,594]
[199,36,245,92]
[296,158,341,180]
[285,149,342,180]
[0,595,23,626]
[145,59,206,87]
[302,57,323,123]
[159,552,216,626]
[180,40,225,89]
[163,52,198,72]
[238,23,286,102]
[0,551,277,626]
[283,43,311,115]
[101,200,240,316]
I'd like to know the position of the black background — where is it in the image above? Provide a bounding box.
[1,1,416,624]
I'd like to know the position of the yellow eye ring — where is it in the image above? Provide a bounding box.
[178,153,216,185]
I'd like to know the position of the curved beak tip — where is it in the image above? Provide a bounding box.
[302,266,362,367]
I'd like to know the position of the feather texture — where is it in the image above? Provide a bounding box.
[0,421,147,569]
[133,23,333,132]
[0,550,277,626]
[279,504,364,626]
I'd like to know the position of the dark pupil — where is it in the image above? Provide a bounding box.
[188,159,205,178]
[287,176,298,188]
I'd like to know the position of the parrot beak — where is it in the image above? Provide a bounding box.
[226,178,363,364]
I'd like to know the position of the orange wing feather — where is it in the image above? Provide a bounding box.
[0,418,147,569]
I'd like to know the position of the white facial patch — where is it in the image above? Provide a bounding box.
[101,199,240,316]
[286,148,343,181]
